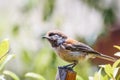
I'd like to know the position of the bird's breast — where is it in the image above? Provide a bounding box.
[53,46,88,63]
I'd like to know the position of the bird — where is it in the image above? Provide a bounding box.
[43,30,117,68]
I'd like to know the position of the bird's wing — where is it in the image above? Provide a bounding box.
[61,38,117,62]
[62,40,100,55]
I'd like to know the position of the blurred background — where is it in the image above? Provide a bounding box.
[0,0,120,80]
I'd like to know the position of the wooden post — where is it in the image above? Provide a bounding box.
[56,66,76,80]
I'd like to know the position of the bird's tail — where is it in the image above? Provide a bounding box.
[96,53,117,62]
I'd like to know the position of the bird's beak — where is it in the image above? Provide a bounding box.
[42,35,50,39]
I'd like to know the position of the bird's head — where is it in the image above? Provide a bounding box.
[43,30,67,47]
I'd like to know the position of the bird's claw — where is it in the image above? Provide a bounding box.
[59,63,77,70]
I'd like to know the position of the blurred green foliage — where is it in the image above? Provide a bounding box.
[83,0,100,9]
[12,24,20,37]
[92,59,120,80]
[90,46,120,80]
[103,8,116,26]
[43,0,55,21]
[21,0,40,13]
[0,39,10,63]
[0,39,16,80]
[3,70,20,80]
[19,46,58,80]
[25,72,46,80]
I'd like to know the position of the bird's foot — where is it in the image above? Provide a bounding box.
[59,63,77,70]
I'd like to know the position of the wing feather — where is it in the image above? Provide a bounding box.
[61,39,116,62]
[62,42,100,55]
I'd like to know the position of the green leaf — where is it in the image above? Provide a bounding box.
[113,59,120,68]
[102,75,109,80]
[104,64,113,78]
[25,72,46,80]
[76,75,84,80]
[113,68,119,78]
[114,45,120,50]
[0,54,15,71]
[91,67,109,80]
[94,68,103,80]
[3,70,20,80]
[0,39,10,62]
[116,73,120,80]
[94,72,101,80]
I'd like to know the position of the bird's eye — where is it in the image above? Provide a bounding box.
[49,33,55,36]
